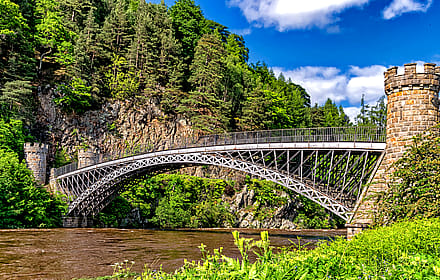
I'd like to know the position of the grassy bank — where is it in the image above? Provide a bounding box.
[88,218,440,280]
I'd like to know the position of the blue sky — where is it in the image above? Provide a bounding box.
[154,0,439,121]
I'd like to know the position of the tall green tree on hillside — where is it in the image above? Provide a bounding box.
[128,1,183,98]
[221,34,251,129]
[0,0,35,123]
[35,0,76,69]
[178,32,227,133]
[169,0,207,90]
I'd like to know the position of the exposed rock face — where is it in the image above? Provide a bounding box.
[36,86,193,163]
[230,186,300,230]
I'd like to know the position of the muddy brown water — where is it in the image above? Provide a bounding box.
[0,228,345,280]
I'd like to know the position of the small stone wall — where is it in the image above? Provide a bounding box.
[348,63,440,237]
[24,143,49,185]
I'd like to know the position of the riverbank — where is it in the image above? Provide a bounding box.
[90,218,440,279]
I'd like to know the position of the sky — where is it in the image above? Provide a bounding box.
[153,0,440,121]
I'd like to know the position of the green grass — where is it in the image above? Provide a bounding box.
[89,218,440,279]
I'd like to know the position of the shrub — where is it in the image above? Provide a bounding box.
[376,126,440,225]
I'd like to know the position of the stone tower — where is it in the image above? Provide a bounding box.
[348,63,440,237]
[24,143,49,185]
[77,148,97,169]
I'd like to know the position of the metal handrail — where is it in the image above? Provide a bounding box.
[54,126,385,177]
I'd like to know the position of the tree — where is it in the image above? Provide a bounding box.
[0,119,66,228]
[0,80,33,122]
[0,118,30,158]
[35,0,76,69]
[0,0,35,88]
[0,149,66,228]
[239,87,272,130]
[178,32,227,133]
[128,1,183,97]
[356,95,386,127]
[169,0,207,90]
[375,126,440,225]
[53,77,94,113]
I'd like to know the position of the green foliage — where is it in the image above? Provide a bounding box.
[375,126,440,225]
[133,218,440,280]
[54,77,94,113]
[105,55,139,100]
[178,32,228,133]
[239,63,312,130]
[246,178,287,222]
[53,147,73,168]
[294,196,343,229]
[0,80,33,122]
[0,118,31,158]
[0,149,66,228]
[356,95,386,126]
[96,196,132,228]
[117,174,234,229]
[0,118,66,228]
[0,0,26,36]
[35,0,76,66]
[169,0,207,90]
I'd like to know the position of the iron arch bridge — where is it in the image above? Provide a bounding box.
[52,127,386,222]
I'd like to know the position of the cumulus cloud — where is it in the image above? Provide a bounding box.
[383,0,433,19]
[228,0,370,31]
[273,65,387,122]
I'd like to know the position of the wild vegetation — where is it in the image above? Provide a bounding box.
[84,218,440,280]
[0,119,66,228]
[96,174,341,229]
[375,124,440,225]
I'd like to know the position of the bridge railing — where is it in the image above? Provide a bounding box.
[54,126,385,177]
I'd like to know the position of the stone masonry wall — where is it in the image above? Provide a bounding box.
[24,143,49,185]
[348,63,440,238]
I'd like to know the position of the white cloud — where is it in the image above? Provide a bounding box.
[228,0,369,31]
[383,0,432,19]
[273,64,387,122]
[344,107,362,124]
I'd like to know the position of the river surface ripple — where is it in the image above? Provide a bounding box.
[0,228,345,280]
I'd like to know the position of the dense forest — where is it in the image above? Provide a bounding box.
[0,0,357,133]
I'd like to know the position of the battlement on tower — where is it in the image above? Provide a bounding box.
[384,63,440,94]
[24,142,49,154]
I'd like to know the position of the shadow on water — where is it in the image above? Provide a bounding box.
[0,228,345,280]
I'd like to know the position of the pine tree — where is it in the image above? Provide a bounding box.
[0,80,33,122]
[169,0,207,91]
[128,1,183,98]
[178,32,227,133]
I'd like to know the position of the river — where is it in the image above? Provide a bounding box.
[0,228,345,280]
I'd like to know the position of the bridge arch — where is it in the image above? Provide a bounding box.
[53,131,385,225]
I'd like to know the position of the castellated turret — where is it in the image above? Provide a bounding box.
[348,63,440,238]
[384,62,440,163]
[24,143,49,185]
